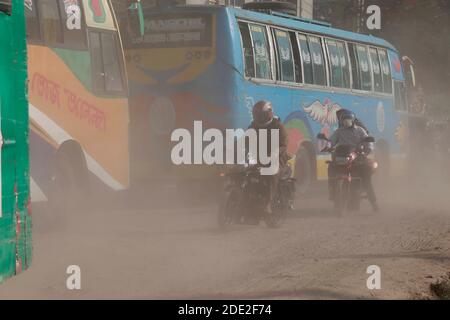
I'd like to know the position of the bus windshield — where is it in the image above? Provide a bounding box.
[127,13,212,48]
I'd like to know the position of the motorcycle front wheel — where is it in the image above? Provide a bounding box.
[334,179,350,217]
[218,188,241,229]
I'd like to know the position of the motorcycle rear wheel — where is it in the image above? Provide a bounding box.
[265,204,287,228]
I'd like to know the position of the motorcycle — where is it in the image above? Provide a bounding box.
[317,133,378,216]
[218,163,296,229]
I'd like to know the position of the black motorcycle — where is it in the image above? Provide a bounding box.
[317,134,378,215]
[218,164,296,229]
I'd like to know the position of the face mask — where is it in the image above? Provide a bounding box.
[343,119,353,128]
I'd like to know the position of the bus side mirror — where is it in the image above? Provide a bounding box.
[128,0,145,37]
[402,56,416,88]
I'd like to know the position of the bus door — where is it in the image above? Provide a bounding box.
[0,0,31,282]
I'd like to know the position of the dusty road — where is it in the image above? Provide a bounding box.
[0,178,449,300]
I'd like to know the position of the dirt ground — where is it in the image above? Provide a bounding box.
[0,176,449,300]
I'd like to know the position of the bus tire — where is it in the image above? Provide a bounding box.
[375,141,390,180]
[48,142,90,218]
[295,146,315,196]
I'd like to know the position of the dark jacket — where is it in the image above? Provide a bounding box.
[248,117,289,167]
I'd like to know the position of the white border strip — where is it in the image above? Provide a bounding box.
[29,104,125,191]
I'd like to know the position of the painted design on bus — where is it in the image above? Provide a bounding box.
[303,99,342,126]
[89,0,106,23]
[28,45,129,191]
[284,111,313,156]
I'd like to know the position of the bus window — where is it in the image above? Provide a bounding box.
[308,35,327,86]
[273,29,295,82]
[289,32,302,83]
[39,0,63,44]
[238,22,255,78]
[298,33,313,85]
[394,81,407,111]
[369,47,383,93]
[249,24,272,80]
[337,41,350,88]
[101,33,125,92]
[25,0,41,41]
[356,44,372,91]
[326,39,343,88]
[378,49,392,94]
[58,0,85,48]
[90,31,125,94]
[348,43,361,90]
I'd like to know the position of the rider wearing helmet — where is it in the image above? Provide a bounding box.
[248,100,289,215]
[336,109,370,135]
[328,110,379,211]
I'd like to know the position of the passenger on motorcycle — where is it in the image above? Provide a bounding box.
[248,101,290,216]
[328,110,379,212]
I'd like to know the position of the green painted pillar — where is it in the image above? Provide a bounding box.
[0,0,31,284]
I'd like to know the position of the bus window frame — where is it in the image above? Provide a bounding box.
[307,34,328,87]
[393,80,407,112]
[354,43,373,92]
[265,24,276,82]
[324,37,348,89]
[271,27,296,84]
[297,32,329,89]
[378,48,394,95]
[238,21,256,78]
[345,41,354,90]
[38,0,65,46]
[25,0,43,43]
[238,20,276,83]
[369,46,383,93]
[58,0,88,50]
[235,17,396,98]
[29,0,88,50]
[87,28,128,97]
[347,41,393,98]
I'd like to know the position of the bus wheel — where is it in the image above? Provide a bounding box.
[295,146,314,196]
[48,147,90,219]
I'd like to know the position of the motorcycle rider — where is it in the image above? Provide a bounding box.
[327,110,379,212]
[336,108,369,134]
[248,100,289,216]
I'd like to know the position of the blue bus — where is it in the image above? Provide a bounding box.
[120,4,414,192]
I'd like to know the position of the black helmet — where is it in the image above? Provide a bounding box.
[252,100,274,126]
[339,110,356,128]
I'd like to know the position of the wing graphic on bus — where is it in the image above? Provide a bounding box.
[303,100,341,126]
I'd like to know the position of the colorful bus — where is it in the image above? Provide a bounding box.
[26,0,130,209]
[0,0,32,283]
[119,4,415,192]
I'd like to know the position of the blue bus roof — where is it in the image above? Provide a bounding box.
[144,5,398,53]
